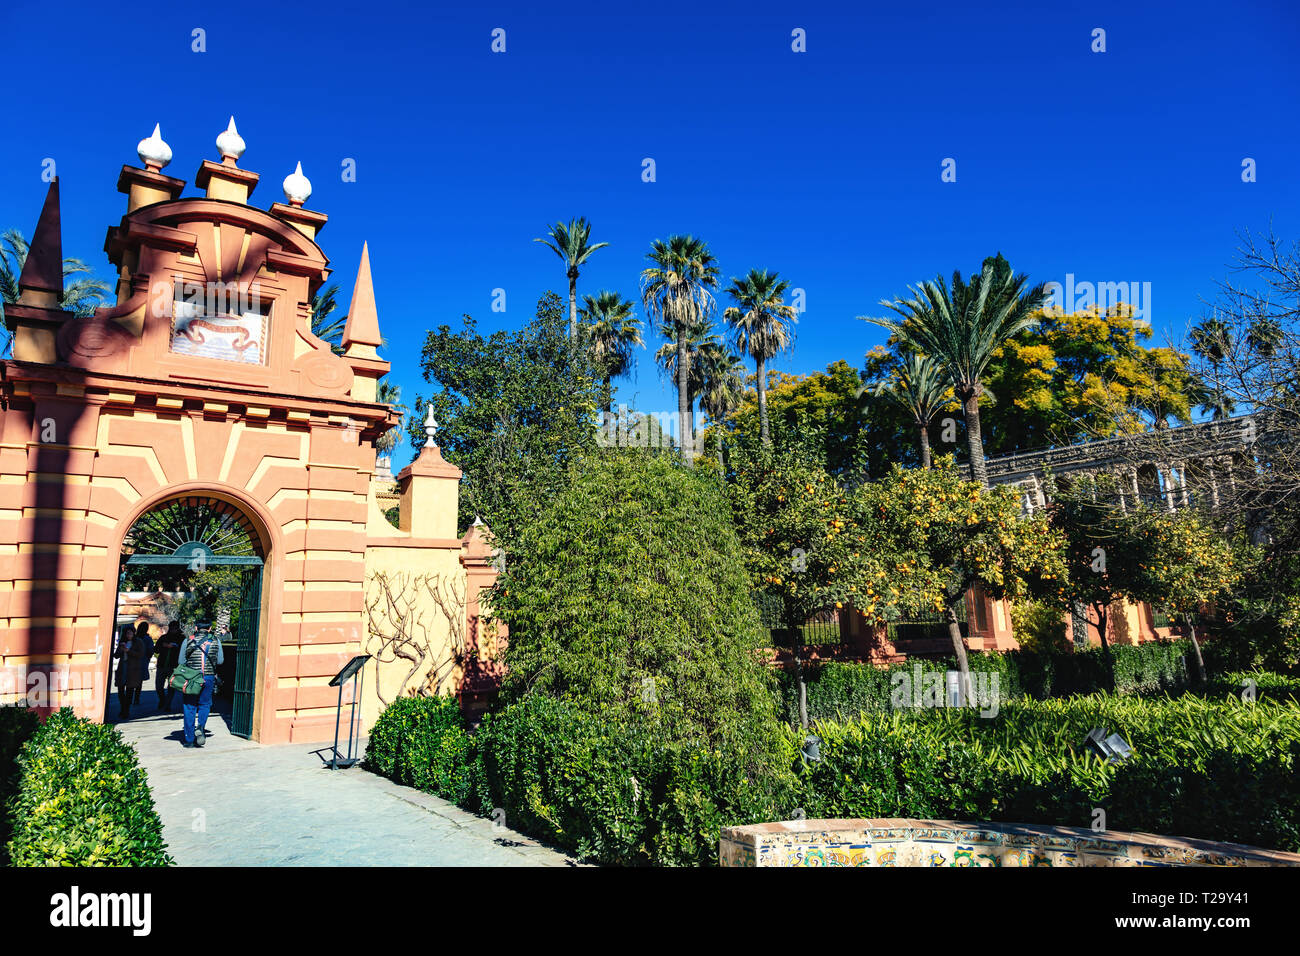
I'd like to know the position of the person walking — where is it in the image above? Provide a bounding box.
[113,623,146,719]
[177,622,224,748]
[154,621,184,712]
[133,621,154,706]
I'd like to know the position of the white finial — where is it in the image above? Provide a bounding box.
[424,404,439,440]
[137,123,172,171]
[282,161,312,206]
[216,116,246,162]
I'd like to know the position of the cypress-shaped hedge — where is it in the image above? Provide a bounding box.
[4,709,172,867]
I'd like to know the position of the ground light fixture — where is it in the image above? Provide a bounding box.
[801,734,822,764]
[1083,726,1133,763]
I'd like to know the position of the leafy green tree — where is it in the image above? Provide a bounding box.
[642,235,720,464]
[868,254,1047,485]
[492,451,781,755]
[410,292,601,547]
[1,228,110,357]
[578,290,642,410]
[722,359,889,480]
[534,217,609,338]
[1189,316,1236,420]
[723,269,797,446]
[873,352,955,468]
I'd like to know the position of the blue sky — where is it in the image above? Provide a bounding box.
[2,0,1297,465]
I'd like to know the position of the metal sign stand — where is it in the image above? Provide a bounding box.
[325,654,371,769]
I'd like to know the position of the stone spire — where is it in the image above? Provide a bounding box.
[342,242,384,350]
[18,179,63,305]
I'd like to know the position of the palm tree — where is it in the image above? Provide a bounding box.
[696,344,746,424]
[375,378,407,455]
[1246,316,1283,357]
[310,283,347,353]
[874,353,952,468]
[867,254,1047,486]
[641,236,720,463]
[579,291,643,411]
[1190,316,1234,420]
[1,228,110,356]
[534,218,609,338]
[723,268,797,446]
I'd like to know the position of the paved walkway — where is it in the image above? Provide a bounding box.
[110,690,574,866]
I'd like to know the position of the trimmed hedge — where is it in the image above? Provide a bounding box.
[778,642,1192,724]
[367,678,1300,863]
[365,694,794,866]
[0,707,40,865]
[795,694,1300,852]
[4,709,172,866]
[364,696,476,804]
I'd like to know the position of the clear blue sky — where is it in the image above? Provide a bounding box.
[3,0,1297,466]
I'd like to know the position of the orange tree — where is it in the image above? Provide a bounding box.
[1042,477,1140,677]
[854,457,1068,702]
[1121,509,1242,683]
[727,445,891,726]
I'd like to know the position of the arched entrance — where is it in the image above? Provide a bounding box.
[114,495,266,738]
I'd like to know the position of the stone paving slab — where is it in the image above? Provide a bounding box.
[111,694,575,867]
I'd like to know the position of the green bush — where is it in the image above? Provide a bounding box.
[796,693,1300,851]
[0,707,40,865]
[365,693,796,866]
[5,709,172,866]
[363,695,475,804]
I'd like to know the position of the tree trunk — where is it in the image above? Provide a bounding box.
[677,329,693,465]
[603,374,612,414]
[796,651,809,730]
[962,392,988,487]
[1186,617,1207,684]
[567,268,579,339]
[944,602,974,706]
[757,355,770,446]
[1093,600,1114,688]
[918,421,932,469]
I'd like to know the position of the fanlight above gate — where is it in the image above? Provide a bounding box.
[122,496,264,566]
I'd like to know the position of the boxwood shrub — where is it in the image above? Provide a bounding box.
[363,695,476,804]
[0,707,40,865]
[5,709,172,866]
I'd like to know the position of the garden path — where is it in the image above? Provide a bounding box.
[111,692,573,867]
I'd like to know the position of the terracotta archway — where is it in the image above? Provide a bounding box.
[100,481,282,741]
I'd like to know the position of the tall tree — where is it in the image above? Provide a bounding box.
[1189,316,1236,420]
[578,290,642,411]
[410,292,601,546]
[869,254,1047,486]
[723,268,797,446]
[641,235,720,463]
[1,228,110,356]
[534,217,609,339]
[873,352,953,468]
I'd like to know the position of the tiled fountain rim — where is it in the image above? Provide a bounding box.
[721,818,1300,866]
